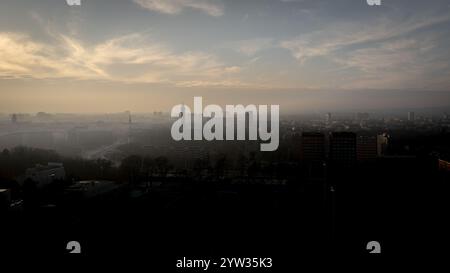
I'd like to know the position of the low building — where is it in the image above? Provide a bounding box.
[17,162,66,188]
[438,159,450,172]
[0,188,11,210]
[65,180,121,199]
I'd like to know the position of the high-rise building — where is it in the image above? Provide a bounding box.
[377,133,390,156]
[357,135,377,161]
[408,111,415,122]
[330,132,356,166]
[301,132,325,161]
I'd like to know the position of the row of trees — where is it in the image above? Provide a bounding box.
[0,146,299,192]
[0,146,61,180]
[119,155,172,185]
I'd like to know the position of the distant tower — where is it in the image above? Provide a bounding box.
[325,113,332,124]
[408,111,415,122]
[11,113,18,124]
[128,112,132,144]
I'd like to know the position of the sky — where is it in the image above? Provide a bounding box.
[1,0,450,113]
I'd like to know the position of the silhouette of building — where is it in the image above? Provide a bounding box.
[408,111,415,122]
[66,180,120,199]
[357,135,377,161]
[17,162,66,188]
[0,189,11,211]
[330,132,356,166]
[11,114,17,124]
[36,112,53,120]
[301,132,325,162]
[9,113,31,123]
[128,111,132,144]
[377,133,390,156]
[438,158,450,172]
[325,113,332,124]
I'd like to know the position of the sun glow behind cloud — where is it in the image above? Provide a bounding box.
[0,32,244,87]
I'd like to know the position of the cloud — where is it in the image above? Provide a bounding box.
[331,37,450,90]
[0,32,100,80]
[225,38,273,56]
[133,0,224,16]
[0,32,242,86]
[175,80,249,88]
[279,12,450,90]
[281,14,450,64]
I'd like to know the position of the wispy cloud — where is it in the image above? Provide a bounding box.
[331,37,450,90]
[279,12,450,90]
[224,38,273,56]
[281,14,450,64]
[0,32,242,86]
[133,0,224,16]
